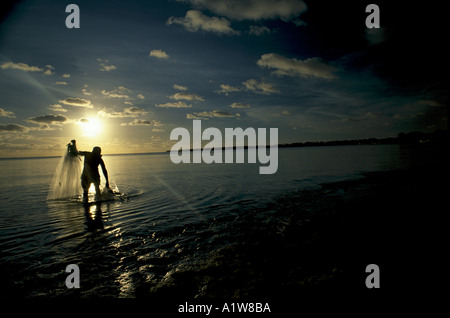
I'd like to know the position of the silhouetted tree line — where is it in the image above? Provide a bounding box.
[279,129,448,148]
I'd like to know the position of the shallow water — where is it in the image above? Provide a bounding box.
[0,145,438,298]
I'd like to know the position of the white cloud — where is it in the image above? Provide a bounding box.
[1,61,43,72]
[121,119,161,126]
[186,0,307,21]
[81,88,91,96]
[59,97,93,108]
[43,69,53,76]
[137,94,145,100]
[169,92,204,101]
[173,84,188,91]
[149,49,169,59]
[98,106,148,118]
[156,101,192,108]
[0,108,15,118]
[167,10,239,35]
[62,73,71,78]
[215,80,278,95]
[215,84,242,95]
[54,81,68,85]
[186,110,237,119]
[242,78,280,95]
[102,90,129,99]
[257,53,338,79]
[230,102,250,108]
[48,104,68,112]
[102,86,131,99]
[99,63,117,71]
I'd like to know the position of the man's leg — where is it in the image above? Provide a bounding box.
[81,175,89,201]
[94,180,101,198]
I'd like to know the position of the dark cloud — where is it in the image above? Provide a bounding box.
[26,114,69,125]
[187,0,307,21]
[58,98,93,108]
[0,123,29,132]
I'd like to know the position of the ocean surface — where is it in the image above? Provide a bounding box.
[0,145,442,299]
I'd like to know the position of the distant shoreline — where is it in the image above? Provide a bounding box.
[165,130,448,152]
[1,130,447,160]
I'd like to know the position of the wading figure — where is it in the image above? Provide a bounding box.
[78,146,109,200]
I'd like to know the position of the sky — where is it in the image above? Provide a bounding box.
[0,0,447,157]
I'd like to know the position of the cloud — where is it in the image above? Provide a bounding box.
[26,114,69,125]
[169,92,204,101]
[248,25,272,35]
[102,90,129,99]
[98,61,117,71]
[47,104,68,112]
[418,100,444,107]
[149,49,169,59]
[215,84,242,95]
[98,106,148,118]
[43,69,53,76]
[81,88,91,96]
[62,73,71,78]
[0,108,15,118]
[186,110,237,119]
[186,0,307,21]
[156,101,192,108]
[124,106,148,116]
[101,86,131,99]
[121,119,160,126]
[215,80,278,95]
[137,94,145,100]
[54,81,68,85]
[230,102,250,108]
[167,10,239,35]
[59,97,93,108]
[81,85,91,96]
[257,53,338,79]
[173,84,188,91]
[242,78,280,94]
[1,61,43,72]
[0,123,29,133]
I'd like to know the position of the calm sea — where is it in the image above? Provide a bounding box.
[0,145,436,298]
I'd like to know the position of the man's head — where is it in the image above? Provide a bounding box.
[92,146,101,155]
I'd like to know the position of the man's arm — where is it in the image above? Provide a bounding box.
[78,151,90,156]
[100,159,109,188]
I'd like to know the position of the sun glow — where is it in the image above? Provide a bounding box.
[79,117,103,137]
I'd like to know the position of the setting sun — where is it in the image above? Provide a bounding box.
[79,117,103,137]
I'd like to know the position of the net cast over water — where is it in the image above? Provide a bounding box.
[46,140,119,202]
[46,140,82,200]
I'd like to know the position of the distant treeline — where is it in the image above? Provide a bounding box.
[279,130,448,149]
[167,130,448,152]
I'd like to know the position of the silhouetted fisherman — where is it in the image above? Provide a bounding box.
[78,146,110,200]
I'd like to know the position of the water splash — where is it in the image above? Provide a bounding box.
[47,151,83,200]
